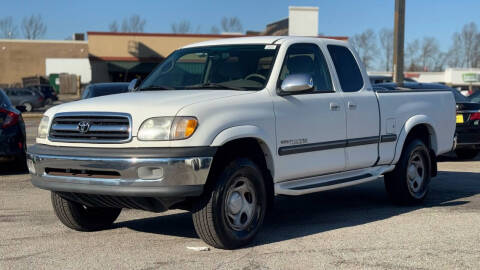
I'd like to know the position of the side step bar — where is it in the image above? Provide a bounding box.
[275,165,395,196]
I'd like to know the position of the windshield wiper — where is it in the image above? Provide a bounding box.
[138,85,175,91]
[187,83,246,91]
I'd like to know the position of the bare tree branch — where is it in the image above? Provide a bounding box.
[350,29,377,70]
[379,28,393,71]
[220,17,243,33]
[109,21,119,32]
[419,37,440,71]
[171,20,191,34]
[120,15,146,33]
[0,16,17,38]
[21,14,46,40]
[210,26,220,34]
[406,39,420,71]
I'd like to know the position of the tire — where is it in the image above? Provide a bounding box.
[384,139,432,205]
[22,102,32,112]
[13,154,27,172]
[192,158,267,249]
[455,149,479,160]
[51,192,121,231]
[45,98,53,105]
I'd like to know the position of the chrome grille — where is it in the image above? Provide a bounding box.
[48,112,131,143]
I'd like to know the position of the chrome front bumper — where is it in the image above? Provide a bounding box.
[27,145,214,197]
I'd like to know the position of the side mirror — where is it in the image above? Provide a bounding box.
[16,105,27,113]
[128,79,141,92]
[280,74,314,94]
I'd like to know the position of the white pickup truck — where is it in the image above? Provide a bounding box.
[28,36,456,249]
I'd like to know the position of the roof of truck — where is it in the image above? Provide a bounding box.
[182,36,348,48]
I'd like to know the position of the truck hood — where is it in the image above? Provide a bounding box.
[45,90,252,134]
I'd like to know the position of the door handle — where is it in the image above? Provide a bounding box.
[330,102,340,111]
[348,102,357,110]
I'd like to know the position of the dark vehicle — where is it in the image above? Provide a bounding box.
[81,83,129,99]
[376,82,480,159]
[369,75,416,85]
[4,88,45,112]
[27,84,58,105]
[467,91,480,103]
[0,89,27,168]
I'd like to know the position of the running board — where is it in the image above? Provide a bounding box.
[275,165,395,196]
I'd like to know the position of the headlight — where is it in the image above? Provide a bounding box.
[37,116,49,138]
[138,116,198,141]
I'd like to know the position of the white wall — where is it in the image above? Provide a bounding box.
[45,58,91,84]
[369,68,480,86]
[288,6,318,36]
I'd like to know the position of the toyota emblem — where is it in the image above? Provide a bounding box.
[77,121,90,133]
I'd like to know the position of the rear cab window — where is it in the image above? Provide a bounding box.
[327,45,364,92]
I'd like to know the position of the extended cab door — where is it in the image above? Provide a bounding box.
[273,43,347,181]
[327,45,380,170]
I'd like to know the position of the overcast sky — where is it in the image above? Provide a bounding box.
[3,0,480,50]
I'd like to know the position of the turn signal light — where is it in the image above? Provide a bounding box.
[0,108,19,128]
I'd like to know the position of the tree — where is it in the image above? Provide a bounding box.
[405,39,420,71]
[109,21,119,32]
[350,29,377,70]
[0,16,17,38]
[171,20,192,34]
[21,14,46,40]
[210,26,220,34]
[121,15,146,32]
[379,28,393,71]
[419,37,440,71]
[220,17,243,33]
[447,34,465,68]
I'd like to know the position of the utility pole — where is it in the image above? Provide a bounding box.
[393,0,405,86]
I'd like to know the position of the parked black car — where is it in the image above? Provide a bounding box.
[27,84,58,105]
[467,91,480,103]
[3,88,45,112]
[81,83,129,99]
[0,89,27,169]
[376,82,480,159]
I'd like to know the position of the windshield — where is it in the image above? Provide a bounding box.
[140,45,278,91]
[468,92,480,103]
[451,88,468,102]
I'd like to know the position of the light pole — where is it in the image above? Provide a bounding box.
[393,0,405,86]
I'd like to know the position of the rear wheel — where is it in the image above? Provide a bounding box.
[22,102,32,112]
[51,192,121,231]
[192,158,267,249]
[455,149,479,160]
[384,139,431,205]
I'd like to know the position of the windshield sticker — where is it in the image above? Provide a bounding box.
[264,45,277,50]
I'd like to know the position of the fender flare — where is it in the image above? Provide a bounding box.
[392,115,438,164]
[210,125,275,175]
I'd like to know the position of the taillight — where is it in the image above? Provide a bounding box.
[470,112,480,121]
[0,108,19,128]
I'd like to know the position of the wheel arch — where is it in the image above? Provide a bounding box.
[208,126,276,209]
[393,115,438,176]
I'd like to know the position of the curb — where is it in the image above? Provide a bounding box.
[22,113,44,119]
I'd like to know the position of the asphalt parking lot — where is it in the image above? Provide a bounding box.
[1,118,479,269]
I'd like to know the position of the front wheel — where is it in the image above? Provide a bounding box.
[384,139,432,205]
[192,158,267,249]
[51,192,121,231]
